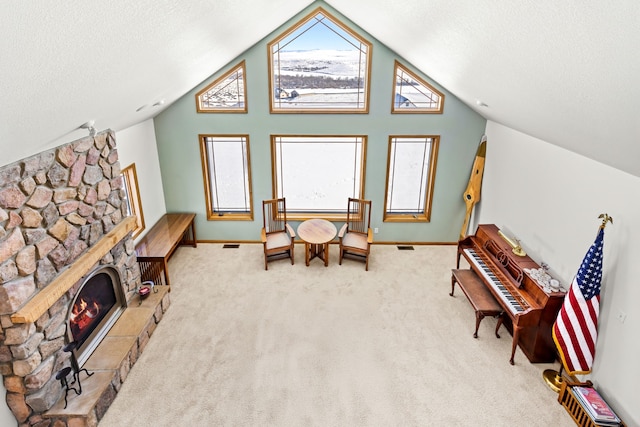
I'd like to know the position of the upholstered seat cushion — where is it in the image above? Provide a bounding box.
[266,231,291,250]
[342,232,368,250]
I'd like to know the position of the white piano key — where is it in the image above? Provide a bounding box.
[464,248,524,314]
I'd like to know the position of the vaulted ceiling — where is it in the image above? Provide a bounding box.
[2,1,639,176]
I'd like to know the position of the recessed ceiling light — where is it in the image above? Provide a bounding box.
[136,105,147,112]
[153,99,165,107]
[476,100,488,107]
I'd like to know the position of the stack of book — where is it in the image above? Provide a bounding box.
[573,386,622,426]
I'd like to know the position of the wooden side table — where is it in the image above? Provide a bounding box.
[558,380,626,427]
[297,219,337,267]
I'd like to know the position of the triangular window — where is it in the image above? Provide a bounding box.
[196,61,247,113]
[392,61,444,113]
[268,7,371,113]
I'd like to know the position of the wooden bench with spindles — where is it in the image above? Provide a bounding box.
[135,213,197,290]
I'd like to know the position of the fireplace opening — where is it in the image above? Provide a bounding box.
[67,265,127,366]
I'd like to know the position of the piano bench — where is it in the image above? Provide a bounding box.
[450,269,504,339]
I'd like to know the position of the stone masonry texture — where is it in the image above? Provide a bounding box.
[0,130,142,426]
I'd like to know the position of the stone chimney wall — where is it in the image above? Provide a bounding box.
[0,130,141,426]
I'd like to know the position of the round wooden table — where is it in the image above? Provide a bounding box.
[297,219,337,267]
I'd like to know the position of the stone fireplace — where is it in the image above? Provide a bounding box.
[0,130,168,426]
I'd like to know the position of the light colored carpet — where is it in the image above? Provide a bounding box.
[98,244,574,426]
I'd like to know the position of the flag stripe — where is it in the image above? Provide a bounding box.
[557,294,591,370]
[566,285,597,351]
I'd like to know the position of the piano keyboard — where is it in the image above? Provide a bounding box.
[464,248,526,314]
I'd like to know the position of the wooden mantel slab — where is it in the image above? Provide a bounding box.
[11,216,137,324]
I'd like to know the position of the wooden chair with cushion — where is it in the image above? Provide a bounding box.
[338,198,373,270]
[261,198,295,270]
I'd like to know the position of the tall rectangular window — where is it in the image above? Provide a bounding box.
[272,135,366,219]
[121,163,145,238]
[384,136,439,222]
[200,135,253,220]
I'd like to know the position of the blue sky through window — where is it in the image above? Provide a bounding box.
[279,13,359,52]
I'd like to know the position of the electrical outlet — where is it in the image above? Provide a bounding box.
[616,310,627,323]
[374,227,379,234]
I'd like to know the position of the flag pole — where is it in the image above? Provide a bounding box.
[542,213,612,393]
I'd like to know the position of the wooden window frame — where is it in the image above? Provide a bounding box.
[199,134,254,221]
[267,7,372,114]
[195,61,248,113]
[121,163,145,238]
[391,61,444,114]
[271,134,367,221]
[383,135,439,222]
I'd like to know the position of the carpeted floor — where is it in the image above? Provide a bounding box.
[98,243,574,426]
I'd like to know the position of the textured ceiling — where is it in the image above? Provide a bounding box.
[2,1,639,176]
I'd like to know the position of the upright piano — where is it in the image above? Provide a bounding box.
[457,224,566,364]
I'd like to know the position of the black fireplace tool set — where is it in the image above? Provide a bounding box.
[55,340,94,409]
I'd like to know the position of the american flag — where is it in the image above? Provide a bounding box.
[552,228,604,375]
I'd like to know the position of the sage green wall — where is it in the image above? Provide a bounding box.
[153,2,486,243]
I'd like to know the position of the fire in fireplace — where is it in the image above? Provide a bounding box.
[67,265,127,366]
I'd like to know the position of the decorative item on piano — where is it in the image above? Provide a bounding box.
[524,267,562,292]
[497,229,526,257]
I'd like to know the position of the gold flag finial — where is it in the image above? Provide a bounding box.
[598,213,613,229]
